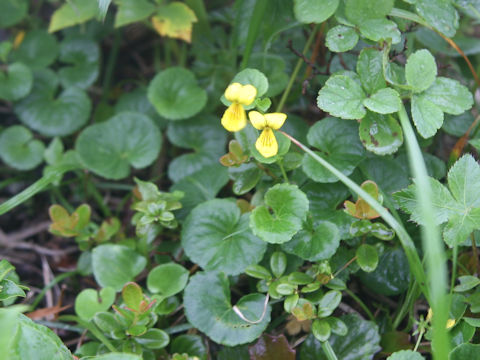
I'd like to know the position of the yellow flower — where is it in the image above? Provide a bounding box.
[221,83,257,132]
[249,111,287,158]
[426,308,456,329]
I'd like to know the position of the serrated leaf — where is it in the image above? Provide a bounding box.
[423,77,473,115]
[317,75,366,120]
[152,2,197,43]
[411,93,444,138]
[48,0,98,33]
[405,49,437,93]
[294,0,339,24]
[182,199,266,275]
[184,271,271,346]
[358,19,401,44]
[325,25,359,53]
[363,88,401,114]
[359,112,403,155]
[345,0,394,24]
[0,126,44,170]
[415,0,459,37]
[250,184,309,244]
[356,48,385,95]
[228,163,262,195]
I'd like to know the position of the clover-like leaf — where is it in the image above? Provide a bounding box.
[317,75,366,120]
[152,2,197,43]
[250,184,309,244]
[0,63,32,102]
[326,25,359,53]
[76,112,162,180]
[184,271,271,346]
[148,67,207,120]
[302,117,365,183]
[359,112,403,155]
[0,126,44,170]
[75,287,116,320]
[356,48,385,95]
[182,199,266,275]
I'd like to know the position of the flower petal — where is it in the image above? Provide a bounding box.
[265,112,287,130]
[237,84,257,105]
[221,103,247,132]
[224,82,242,102]
[249,111,267,130]
[255,128,278,158]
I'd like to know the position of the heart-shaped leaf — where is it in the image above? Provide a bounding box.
[75,287,116,320]
[146,263,189,297]
[76,112,162,180]
[92,244,147,291]
[184,271,271,346]
[0,63,32,101]
[250,184,309,244]
[0,126,44,170]
[148,67,207,120]
[11,30,58,69]
[182,199,266,275]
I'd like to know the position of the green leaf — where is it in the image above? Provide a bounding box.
[317,75,366,120]
[48,0,98,33]
[449,343,480,360]
[250,183,309,244]
[0,126,44,171]
[11,30,59,69]
[302,118,365,183]
[81,354,142,360]
[122,282,143,311]
[0,63,32,101]
[0,0,28,28]
[182,199,266,275]
[345,0,394,24]
[327,317,348,336]
[168,152,219,182]
[293,0,339,23]
[146,263,189,297]
[97,0,111,20]
[0,279,26,301]
[9,314,72,360]
[16,86,91,137]
[423,77,473,115]
[387,350,425,360]
[135,328,170,349]
[245,264,272,280]
[411,93,444,138]
[76,112,161,180]
[325,25,359,53]
[415,0,459,37]
[363,88,401,114]
[152,2,197,43]
[359,19,401,44]
[248,54,288,98]
[405,49,437,93]
[92,244,147,291]
[317,290,342,317]
[270,251,287,278]
[148,67,207,120]
[356,48,385,95]
[312,319,331,342]
[300,314,380,360]
[114,0,155,27]
[282,221,340,261]
[443,112,475,137]
[75,287,116,320]
[184,271,271,346]
[170,334,207,360]
[356,244,379,272]
[232,68,269,98]
[228,163,262,195]
[453,276,480,292]
[359,247,410,295]
[58,36,100,89]
[359,112,403,155]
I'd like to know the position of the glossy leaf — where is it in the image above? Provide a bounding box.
[326,25,359,53]
[415,0,459,37]
[359,112,403,155]
[358,19,401,44]
[345,0,394,24]
[294,0,339,24]
[11,30,58,69]
[356,244,379,272]
[356,48,385,95]
[146,263,189,297]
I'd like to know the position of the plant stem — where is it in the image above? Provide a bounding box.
[344,288,375,321]
[276,24,319,112]
[397,103,449,360]
[30,271,77,310]
[278,161,289,183]
[60,315,117,352]
[393,281,420,329]
[321,341,338,360]
[413,327,425,352]
[100,29,121,105]
[240,0,269,69]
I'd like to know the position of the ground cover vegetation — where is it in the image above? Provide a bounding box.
[1,0,480,359]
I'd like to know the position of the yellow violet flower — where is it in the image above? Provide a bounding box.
[426,308,456,329]
[249,111,287,158]
[221,82,257,132]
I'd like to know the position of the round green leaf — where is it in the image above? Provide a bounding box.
[282,221,340,261]
[312,319,331,342]
[135,328,169,350]
[0,0,28,28]
[317,75,366,120]
[363,88,401,114]
[184,271,271,346]
[405,49,437,93]
[359,247,410,296]
[326,25,359,53]
[0,126,44,170]
[75,287,116,320]
[270,251,287,278]
[229,163,262,195]
[356,244,379,272]
[232,68,268,98]
[359,112,403,155]
[58,36,100,89]
[15,87,91,137]
[147,67,207,120]
[170,334,207,360]
[11,30,59,69]
[182,199,267,275]
[0,62,32,101]
[76,112,162,180]
[92,244,147,291]
[302,117,365,183]
[294,0,339,24]
[146,263,189,297]
[250,183,309,244]
[449,343,480,360]
[300,314,381,360]
[423,77,473,115]
[9,314,72,360]
[387,350,425,360]
[168,151,219,182]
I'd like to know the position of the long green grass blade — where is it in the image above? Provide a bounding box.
[239,0,269,69]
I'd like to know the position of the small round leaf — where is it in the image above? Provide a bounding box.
[326,25,359,53]
[359,112,403,155]
[0,62,33,101]
[75,287,116,320]
[0,126,44,170]
[146,263,189,297]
